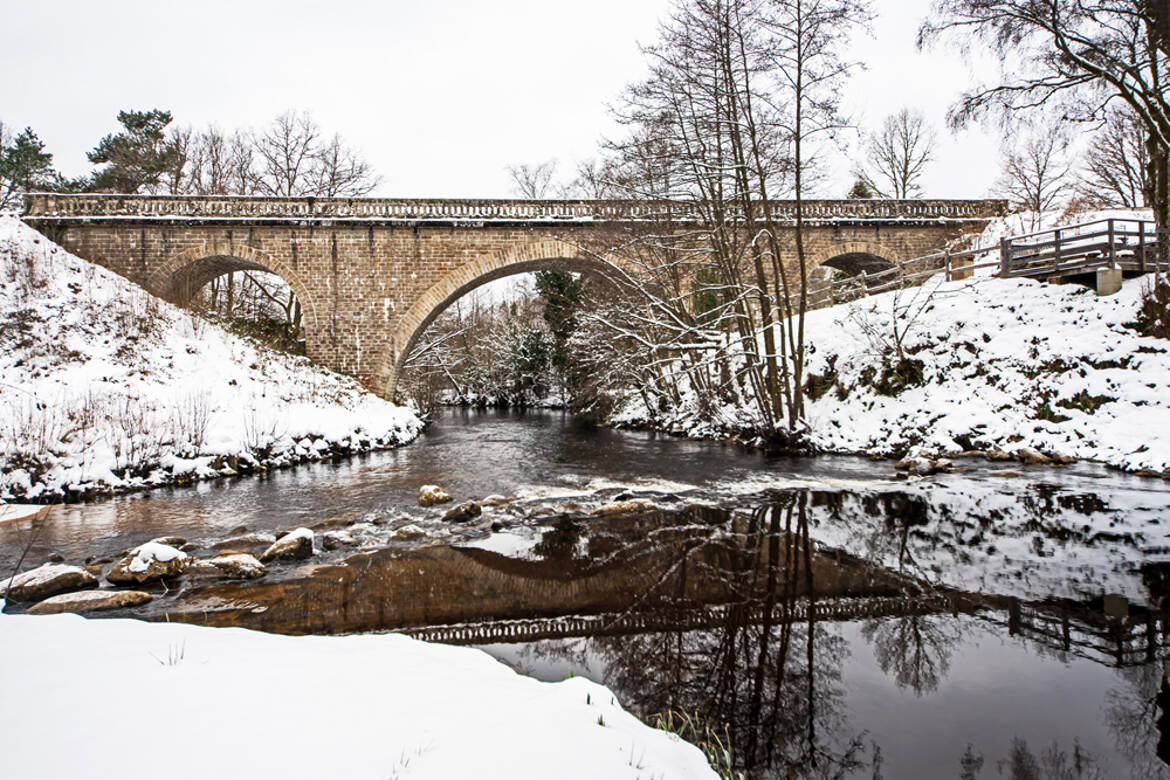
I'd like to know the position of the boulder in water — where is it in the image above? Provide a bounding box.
[2,563,99,603]
[107,543,189,585]
[419,485,452,506]
[26,589,152,614]
[259,528,314,562]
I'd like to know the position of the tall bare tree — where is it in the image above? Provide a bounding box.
[921,0,1170,229]
[251,110,380,198]
[856,108,936,198]
[1078,105,1152,208]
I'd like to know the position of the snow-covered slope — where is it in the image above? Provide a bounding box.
[0,605,716,779]
[802,273,1170,473]
[0,215,423,501]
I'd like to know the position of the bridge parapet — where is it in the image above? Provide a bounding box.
[23,193,1008,224]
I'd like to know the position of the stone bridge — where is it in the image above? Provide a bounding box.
[22,194,1006,397]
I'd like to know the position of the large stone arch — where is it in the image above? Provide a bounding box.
[145,243,320,333]
[374,238,626,398]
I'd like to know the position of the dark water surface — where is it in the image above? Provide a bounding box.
[4,408,1170,778]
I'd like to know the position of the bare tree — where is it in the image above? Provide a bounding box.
[506,160,560,198]
[252,110,323,197]
[856,108,936,198]
[997,122,1075,229]
[184,126,257,196]
[1078,105,1152,208]
[921,0,1170,229]
[310,132,380,197]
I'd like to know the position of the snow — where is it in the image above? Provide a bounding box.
[125,542,187,574]
[801,273,1170,472]
[0,604,717,780]
[0,215,424,501]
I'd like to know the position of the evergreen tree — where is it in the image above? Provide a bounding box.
[0,127,62,209]
[87,109,184,193]
[534,270,585,385]
[847,177,875,199]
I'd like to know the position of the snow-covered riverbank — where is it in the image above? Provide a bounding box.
[617,273,1170,475]
[0,603,715,779]
[0,215,423,501]
[613,212,1170,476]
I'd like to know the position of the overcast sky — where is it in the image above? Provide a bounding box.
[2,0,1003,199]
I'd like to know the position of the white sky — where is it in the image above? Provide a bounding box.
[1,0,1003,199]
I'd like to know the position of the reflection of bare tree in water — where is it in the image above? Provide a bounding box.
[592,493,872,777]
[1104,663,1170,779]
[861,613,959,696]
[984,737,1104,780]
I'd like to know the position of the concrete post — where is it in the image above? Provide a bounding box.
[1096,266,1122,296]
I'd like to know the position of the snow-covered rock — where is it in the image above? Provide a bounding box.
[259,528,314,562]
[1,563,98,602]
[418,484,452,506]
[25,589,152,614]
[0,215,423,502]
[211,532,276,550]
[107,543,188,584]
[392,523,427,541]
[320,530,356,550]
[206,553,266,579]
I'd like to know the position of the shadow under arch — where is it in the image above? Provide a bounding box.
[375,239,628,398]
[145,243,319,334]
[818,250,899,277]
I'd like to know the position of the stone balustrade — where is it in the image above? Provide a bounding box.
[23,193,1008,224]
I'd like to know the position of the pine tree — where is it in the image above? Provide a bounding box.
[87,109,184,193]
[0,127,62,209]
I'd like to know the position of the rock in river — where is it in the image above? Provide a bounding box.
[205,552,267,579]
[26,589,153,615]
[259,528,315,562]
[321,530,357,550]
[211,532,276,550]
[392,524,428,541]
[1,563,99,603]
[107,543,189,585]
[419,484,452,506]
[592,499,656,516]
[442,501,482,523]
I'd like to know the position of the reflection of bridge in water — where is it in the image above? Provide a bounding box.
[397,590,1170,672]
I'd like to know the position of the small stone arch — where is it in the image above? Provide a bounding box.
[146,243,319,333]
[374,238,626,398]
[814,243,901,278]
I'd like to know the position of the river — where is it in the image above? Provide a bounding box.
[3,407,1170,778]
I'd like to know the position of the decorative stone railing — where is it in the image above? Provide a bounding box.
[23,193,1008,223]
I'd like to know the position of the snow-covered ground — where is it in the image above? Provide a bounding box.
[0,215,423,501]
[615,210,1170,475]
[800,272,1170,473]
[0,603,715,779]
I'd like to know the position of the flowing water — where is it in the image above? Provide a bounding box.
[3,408,1170,778]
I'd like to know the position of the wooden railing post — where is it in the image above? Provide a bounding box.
[944,250,952,282]
[1108,219,1117,266]
[999,237,1011,277]
[1139,221,1147,272]
[1053,228,1062,272]
[859,271,868,297]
